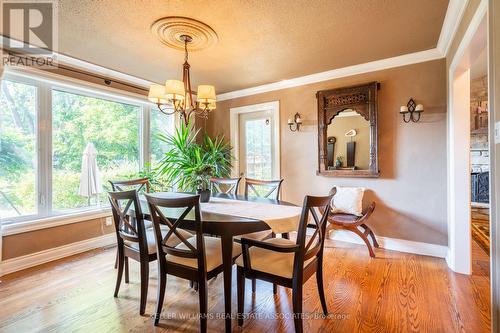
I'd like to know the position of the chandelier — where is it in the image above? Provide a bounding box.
[148,34,216,126]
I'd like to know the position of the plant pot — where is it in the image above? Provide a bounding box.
[197,189,211,203]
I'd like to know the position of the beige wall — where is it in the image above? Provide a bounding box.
[327,114,371,169]
[205,59,448,245]
[2,217,114,260]
[1,64,130,261]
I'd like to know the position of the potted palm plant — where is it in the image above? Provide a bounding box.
[155,122,231,202]
[192,164,215,202]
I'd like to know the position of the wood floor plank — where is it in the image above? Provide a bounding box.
[0,239,491,333]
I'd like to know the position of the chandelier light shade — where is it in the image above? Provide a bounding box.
[165,80,185,100]
[148,84,167,104]
[197,85,216,102]
[148,33,217,126]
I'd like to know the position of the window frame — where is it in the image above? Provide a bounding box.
[1,68,170,226]
[0,74,43,222]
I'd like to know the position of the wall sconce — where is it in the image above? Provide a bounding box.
[287,112,302,132]
[400,98,424,123]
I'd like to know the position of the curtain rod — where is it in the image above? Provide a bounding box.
[3,51,149,93]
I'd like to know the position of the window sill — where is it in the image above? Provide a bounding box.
[1,208,112,236]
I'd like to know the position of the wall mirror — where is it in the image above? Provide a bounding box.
[317,81,380,177]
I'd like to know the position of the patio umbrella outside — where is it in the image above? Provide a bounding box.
[78,143,103,206]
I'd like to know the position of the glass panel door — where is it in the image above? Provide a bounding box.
[238,110,274,180]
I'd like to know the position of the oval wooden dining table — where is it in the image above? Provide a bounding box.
[138,192,296,333]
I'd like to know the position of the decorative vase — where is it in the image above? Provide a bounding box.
[197,189,211,202]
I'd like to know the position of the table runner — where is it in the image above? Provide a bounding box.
[201,197,302,234]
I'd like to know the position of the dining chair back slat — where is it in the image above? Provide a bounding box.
[297,196,331,262]
[244,178,284,200]
[109,177,150,193]
[210,177,241,195]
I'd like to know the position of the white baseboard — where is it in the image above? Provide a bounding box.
[0,233,116,277]
[329,230,448,258]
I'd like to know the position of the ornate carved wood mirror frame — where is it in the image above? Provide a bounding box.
[317,81,380,177]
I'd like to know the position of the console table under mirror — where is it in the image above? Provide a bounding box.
[317,81,380,177]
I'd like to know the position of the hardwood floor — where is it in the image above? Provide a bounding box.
[0,239,491,333]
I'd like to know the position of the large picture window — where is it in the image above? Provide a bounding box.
[52,90,141,212]
[0,71,175,223]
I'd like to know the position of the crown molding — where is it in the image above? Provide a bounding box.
[437,0,470,56]
[217,48,443,101]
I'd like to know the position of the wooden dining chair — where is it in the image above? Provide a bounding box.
[145,193,240,332]
[110,178,151,269]
[109,190,191,315]
[236,194,333,333]
[326,187,379,257]
[244,178,284,200]
[210,177,241,195]
[241,177,286,292]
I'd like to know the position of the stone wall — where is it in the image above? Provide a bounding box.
[470,75,489,173]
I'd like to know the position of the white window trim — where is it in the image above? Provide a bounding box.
[0,67,172,229]
[229,101,281,179]
[142,104,151,168]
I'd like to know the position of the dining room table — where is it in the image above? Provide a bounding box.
[138,192,301,333]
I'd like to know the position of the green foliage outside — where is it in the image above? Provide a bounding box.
[51,90,140,210]
[0,81,142,217]
[0,80,37,217]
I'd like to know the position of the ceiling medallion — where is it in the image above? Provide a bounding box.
[151,16,218,51]
[149,18,218,126]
